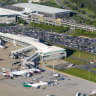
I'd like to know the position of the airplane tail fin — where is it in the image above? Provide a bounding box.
[21,82,32,87]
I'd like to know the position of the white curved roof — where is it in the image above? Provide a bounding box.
[0,32,65,53]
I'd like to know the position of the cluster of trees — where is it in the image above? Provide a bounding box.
[0,23,15,26]
[33,0,60,8]
[17,18,27,25]
[69,0,96,14]
[72,15,96,25]
[63,0,86,15]
[39,1,60,8]
[30,22,70,33]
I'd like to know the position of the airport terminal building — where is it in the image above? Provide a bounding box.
[0,32,66,66]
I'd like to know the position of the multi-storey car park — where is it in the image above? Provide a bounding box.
[0,32,66,67]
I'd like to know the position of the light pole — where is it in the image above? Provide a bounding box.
[79,51,81,58]
[89,69,90,80]
[94,55,95,63]
[53,60,55,73]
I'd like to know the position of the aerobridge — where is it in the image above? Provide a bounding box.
[22,53,40,66]
[10,46,35,59]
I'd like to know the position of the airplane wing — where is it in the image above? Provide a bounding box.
[11,70,27,76]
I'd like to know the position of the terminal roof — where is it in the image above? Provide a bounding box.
[0,33,65,54]
[13,3,71,14]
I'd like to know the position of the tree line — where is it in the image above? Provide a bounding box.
[30,22,70,33]
[69,0,96,14]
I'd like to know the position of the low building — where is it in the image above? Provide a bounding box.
[0,32,66,66]
[0,8,20,23]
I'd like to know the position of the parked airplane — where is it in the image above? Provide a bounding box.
[0,71,14,79]
[90,90,96,95]
[31,68,41,73]
[0,68,41,78]
[0,72,11,77]
[22,81,48,88]
[11,69,34,77]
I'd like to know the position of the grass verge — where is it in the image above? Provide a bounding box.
[58,68,96,82]
[91,68,96,71]
[54,44,96,65]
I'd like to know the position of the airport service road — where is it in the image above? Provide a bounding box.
[0,68,96,96]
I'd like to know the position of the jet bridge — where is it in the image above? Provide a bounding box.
[10,46,35,59]
[22,52,40,67]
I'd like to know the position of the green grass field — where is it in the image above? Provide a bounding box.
[64,57,88,65]
[59,68,96,82]
[91,68,96,71]
[71,51,96,61]
[70,30,96,38]
[54,44,96,65]
[64,51,96,65]
[80,8,95,15]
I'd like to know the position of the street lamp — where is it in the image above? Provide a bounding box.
[89,69,90,80]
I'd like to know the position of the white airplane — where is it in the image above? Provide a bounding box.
[90,90,96,95]
[0,69,34,77]
[22,81,48,88]
[31,68,41,73]
[10,69,34,77]
[0,72,11,77]
[0,68,41,78]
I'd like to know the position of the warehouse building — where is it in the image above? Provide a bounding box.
[13,3,72,19]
